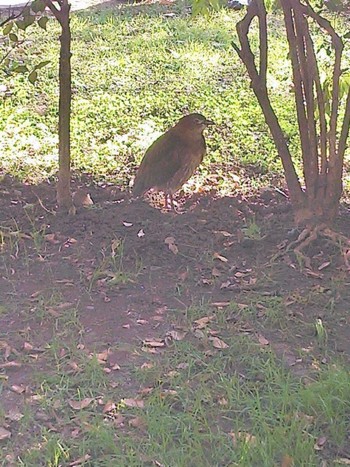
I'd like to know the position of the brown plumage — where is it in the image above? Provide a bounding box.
[133,113,214,209]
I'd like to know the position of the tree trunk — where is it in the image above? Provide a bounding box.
[45,0,73,212]
[233,0,350,227]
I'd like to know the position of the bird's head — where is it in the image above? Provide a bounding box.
[176,113,214,132]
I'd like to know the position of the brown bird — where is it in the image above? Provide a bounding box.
[133,113,214,210]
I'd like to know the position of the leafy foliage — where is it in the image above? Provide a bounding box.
[1,1,50,82]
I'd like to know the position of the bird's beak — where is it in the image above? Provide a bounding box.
[205,119,215,126]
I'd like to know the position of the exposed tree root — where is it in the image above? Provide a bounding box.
[272,224,350,271]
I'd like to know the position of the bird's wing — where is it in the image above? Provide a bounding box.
[133,132,184,195]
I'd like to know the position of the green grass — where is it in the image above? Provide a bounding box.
[3,322,349,466]
[0,2,302,188]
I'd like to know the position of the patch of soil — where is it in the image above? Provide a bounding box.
[1,175,350,458]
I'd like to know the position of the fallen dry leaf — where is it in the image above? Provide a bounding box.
[123,222,133,227]
[69,454,92,466]
[0,361,22,369]
[210,336,229,349]
[111,363,121,371]
[258,334,270,346]
[68,398,94,410]
[137,229,145,238]
[10,385,26,394]
[212,267,221,277]
[23,342,34,352]
[213,252,228,263]
[136,319,148,325]
[122,398,145,409]
[194,316,213,329]
[103,401,116,413]
[164,236,178,255]
[216,230,232,237]
[143,339,165,348]
[314,435,327,451]
[220,280,231,289]
[211,302,230,308]
[141,362,154,370]
[318,261,331,271]
[0,427,11,441]
[166,330,186,341]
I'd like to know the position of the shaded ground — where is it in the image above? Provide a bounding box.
[0,176,350,462]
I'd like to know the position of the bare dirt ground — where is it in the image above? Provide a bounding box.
[0,174,350,459]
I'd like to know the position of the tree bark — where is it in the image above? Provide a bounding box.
[45,0,72,212]
[233,0,350,227]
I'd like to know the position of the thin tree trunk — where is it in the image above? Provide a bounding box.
[45,0,72,212]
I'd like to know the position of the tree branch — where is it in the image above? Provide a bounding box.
[233,0,304,207]
[0,2,30,28]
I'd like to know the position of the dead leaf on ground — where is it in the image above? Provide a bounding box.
[143,339,165,348]
[194,316,214,329]
[0,427,11,440]
[103,401,116,413]
[211,301,230,308]
[212,267,221,277]
[314,435,327,451]
[68,398,94,410]
[137,319,148,325]
[23,342,34,352]
[92,349,110,364]
[69,454,92,466]
[318,261,331,271]
[166,330,186,341]
[0,361,22,369]
[164,236,178,255]
[10,384,26,394]
[213,252,228,263]
[220,280,231,289]
[229,431,256,446]
[210,336,229,349]
[123,221,133,227]
[214,230,232,237]
[257,334,270,346]
[140,362,154,370]
[137,229,145,237]
[122,398,145,409]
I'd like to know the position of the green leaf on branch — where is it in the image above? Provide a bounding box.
[31,0,46,13]
[9,33,18,42]
[33,60,50,71]
[28,70,38,84]
[38,17,49,30]
[3,22,14,35]
[14,65,29,73]
[16,15,36,30]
